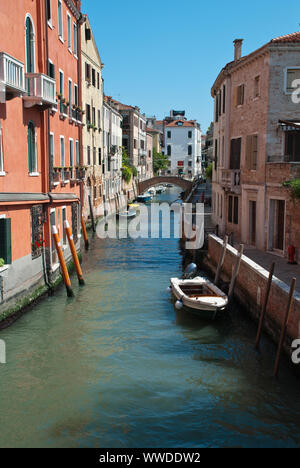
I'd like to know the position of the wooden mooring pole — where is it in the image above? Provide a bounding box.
[255,262,275,349]
[64,220,85,286]
[273,277,296,378]
[214,236,228,286]
[81,215,89,251]
[88,196,96,233]
[228,244,244,304]
[51,226,74,298]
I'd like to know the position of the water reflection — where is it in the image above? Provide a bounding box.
[0,187,299,448]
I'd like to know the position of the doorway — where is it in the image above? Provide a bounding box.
[269,199,285,252]
[249,201,257,246]
[50,210,57,265]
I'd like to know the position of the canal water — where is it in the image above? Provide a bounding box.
[0,187,300,448]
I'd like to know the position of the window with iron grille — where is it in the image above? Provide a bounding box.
[31,205,43,259]
[72,203,78,243]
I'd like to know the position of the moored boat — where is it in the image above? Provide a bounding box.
[137,193,152,203]
[170,277,228,320]
[117,209,136,219]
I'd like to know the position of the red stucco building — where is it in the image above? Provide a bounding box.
[0,0,84,311]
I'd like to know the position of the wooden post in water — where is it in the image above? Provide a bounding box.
[273,278,296,377]
[228,244,244,304]
[51,226,74,298]
[81,215,89,250]
[88,196,96,233]
[255,262,275,349]
[214,236,228,286]
[64,220,85,286]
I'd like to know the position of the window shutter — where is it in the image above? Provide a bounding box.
[233,87,238,107]
[251,135,258,170]
[246,135,252,170]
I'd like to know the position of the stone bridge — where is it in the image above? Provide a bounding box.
[138,176,193,195]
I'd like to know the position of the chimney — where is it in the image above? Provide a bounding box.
[233,39,243,61]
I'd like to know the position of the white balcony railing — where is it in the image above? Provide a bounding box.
[25,73,56,106]
[0,52,25,99]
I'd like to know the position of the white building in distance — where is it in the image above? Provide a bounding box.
[164,119,202,179]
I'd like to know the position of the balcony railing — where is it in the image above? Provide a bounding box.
[220,169,241,192]
[59,100,68,116]
[24,73,56,108]
[0,52,25,101]
[267,155,300,163]
[76,168,85,180]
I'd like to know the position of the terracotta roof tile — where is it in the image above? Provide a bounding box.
[271,31,300,43]
[166,120,196,128]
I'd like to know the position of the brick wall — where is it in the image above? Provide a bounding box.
[206,235,300,355]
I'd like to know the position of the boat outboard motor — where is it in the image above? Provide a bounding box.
[182,263,198,279]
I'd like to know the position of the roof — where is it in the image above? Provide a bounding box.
[271,31,300,43]
[146,127,160,134]
[166,120,197,128]
[104,96,139,112]
[211,31,300,96]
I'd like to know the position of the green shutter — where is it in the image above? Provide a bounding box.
[0,218,12,264]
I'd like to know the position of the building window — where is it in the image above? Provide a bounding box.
[25,16,35,75]
[230,138,241,169]
[97,72,100,89]
[93,147,96,165]
[228,196,239,225]
[48,60,55,79]
[71,202,78,243]
[46,0,52,24]
[86,104,91,124]
[285,132,300,162]
[92,107,96,125]
[73,23,78,56]
[69,139,74,177]
[254,76,260,98]
[214,139,218,170]
[87,146,91,165]
[98,110,101,129]
[94,186,97,199]
[223,85,226,113]
[134,139,137,149]
[31,205,43,259]
[74,84,78,106]
[67,14,71,50]
[215,94,219,123]
[188,131,192,138]
[85,62,91,82]
[98,148,102,165]
[99,185,102,197]
[246,135,258,170]
[68,79,72,116]
[27,121,37,173]
[75,140,79,166]
[234,84,245,106]
[0,121,4,173]
[188,145,192,156]
[59,70,63,95]
[286,69,300,93]
[92,69,96,87]
[167,145,171,156]
[62,207,67,245]
[57,0,63,39]
[167,131,171,139]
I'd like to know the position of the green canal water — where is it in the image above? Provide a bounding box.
[0,188,300,448]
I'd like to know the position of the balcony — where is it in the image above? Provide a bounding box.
[23,73,56,109]
[267,154,300,163]
[0,52,26,102]
[59,100,68,118]
[220,169,241,194]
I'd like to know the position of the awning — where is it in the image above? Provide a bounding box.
[279,120,300,131]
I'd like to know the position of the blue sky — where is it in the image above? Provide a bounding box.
[82,0,300,133]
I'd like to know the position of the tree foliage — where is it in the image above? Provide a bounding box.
[205,163,213,181]
[283,179,300,200]
[153,149,169,175]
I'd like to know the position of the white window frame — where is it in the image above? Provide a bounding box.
[0,122,4,175]
[69,138,74,178]
[75,140,79,166]
[59,69,64,95]
[60,135,65,168]
[46,0,52,28]
[67,12,72,52]
[74,83,78,106]
[57,0,64,42]
[284,66,300,95]
[28,122,39,176]
[68,78,72,117]
[73,22,78,58]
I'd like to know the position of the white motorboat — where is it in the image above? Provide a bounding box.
[170,277,228,319]
[117,209,136,219]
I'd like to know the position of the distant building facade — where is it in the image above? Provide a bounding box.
[81,15,104,220]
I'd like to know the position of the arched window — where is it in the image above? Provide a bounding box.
[27,121,37,173]
[25,16,35,73]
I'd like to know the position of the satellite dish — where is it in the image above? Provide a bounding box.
[182,263,197,279]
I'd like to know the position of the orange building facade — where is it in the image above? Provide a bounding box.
[0,0,84,311]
